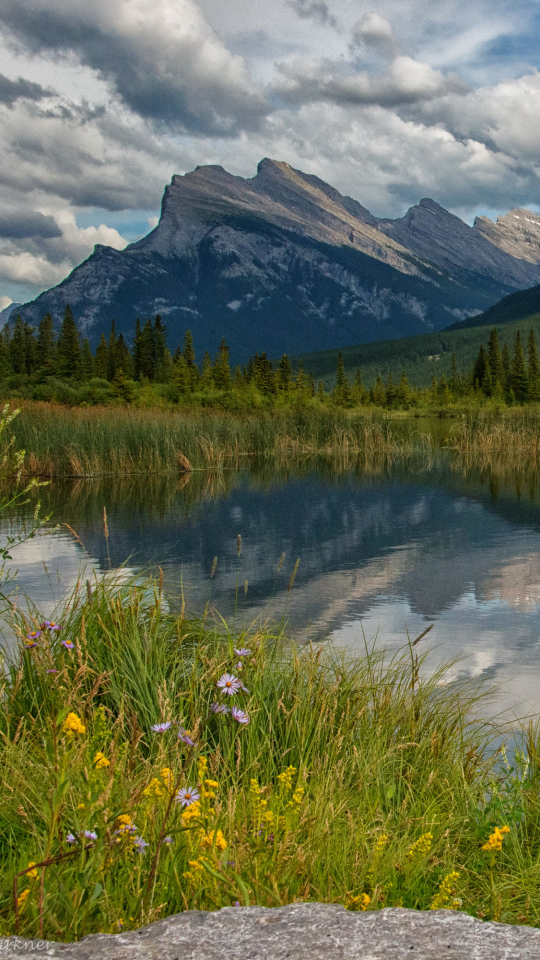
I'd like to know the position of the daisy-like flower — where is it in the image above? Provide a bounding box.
[23,640,38,649]
[61,639,74,650]
[217,673,241,695]
[176,786,200,807]
[26,630,41,641]
[151,721,172,733]
[178,727,195,746]
[42,621,61,631]
[65,832,77,844]
[210,702,230,714]
[235,663,243,671]
[134,837,149,853]
[83,830,98,841]
[234,648,251,656]
[163,836,173,844]
[231,707,249,724]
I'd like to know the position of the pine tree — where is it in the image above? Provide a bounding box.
[371,374,386,406]
[107,319,117,381]
[487,327,504,392]
[201,351,213,388]
[139,319,156,380]
[399,373,411,407]
[472,344,488,391]
[37,313,56,377]
[9,315,26,375]
[510,330,528,402]
[182,330,198,386]
[213,337,231,390]
[57,305,81,379]
[94,334,108,380]
[386,372,397,407]
[23,323,36,375]
[334,352,350,404]
[278,354,292,391]
[116,333,133,378]
[133,319,143,379]
[528,329,540,402]
[351,369,366,405]
[81,339,94,381]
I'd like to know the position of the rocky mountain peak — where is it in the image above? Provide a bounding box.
[474,208,540,264]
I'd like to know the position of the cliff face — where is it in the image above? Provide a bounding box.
[474,208,540,264]
[16,160,540,360]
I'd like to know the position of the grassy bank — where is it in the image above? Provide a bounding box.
[11,403,435,477]
[1,571,540,938]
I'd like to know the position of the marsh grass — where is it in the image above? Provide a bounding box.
[1,571,540,938]
[11,403,433,477]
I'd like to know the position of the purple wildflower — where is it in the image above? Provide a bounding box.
[178,728,195,746]
[23,641,38,649]
[217,673,241,695]
[232,901,241,906]
[226,860,236,866]
[46,669,59,674]
[26,631,41,641]
[210,702,230,715]
[83,830,98,841]
[134,837,149,853]
[234,648,251,656]
[61,639,74,650]
[42,621,61,631]
[175,786,200,807]
[235,663,243,671]
[151,722,172,733]
[65,832,77,844]
[231,707,249,725]
[163,836,173,845]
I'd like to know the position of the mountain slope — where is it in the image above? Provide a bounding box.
[16,160,540,361]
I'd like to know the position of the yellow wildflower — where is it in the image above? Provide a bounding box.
[77,803,85,811]
[430,871,461,910]
[93,751,110,769]
[406,832,433,861]
[63,712,86,737]
[198,756,208,778]
[202,778,219,800]
[26,862,38,879]
[181,800,201,824]
[277,766,296,792]
[17,889,30,909]
[346,893,371,911]
[201,829,228,852]
[143,767,173,801]
[115,814,136,844]
[482,826,510,852]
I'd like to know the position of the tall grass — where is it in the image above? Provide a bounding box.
[2,571,540,938]
[11,403,433,477]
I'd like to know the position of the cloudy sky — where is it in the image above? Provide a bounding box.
[1,0,540,306]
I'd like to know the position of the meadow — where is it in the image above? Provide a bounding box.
[3,568,540,940]
[2,404,540,940]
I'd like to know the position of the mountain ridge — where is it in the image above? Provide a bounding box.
[14,159,540,361]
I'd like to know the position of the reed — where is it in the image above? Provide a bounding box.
[1,569,540,937]
[11,403,432,477]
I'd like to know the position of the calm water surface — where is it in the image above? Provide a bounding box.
[5,453,540,717]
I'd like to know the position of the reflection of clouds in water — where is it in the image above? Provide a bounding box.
[332,592,540,719]
[479,553,540,610]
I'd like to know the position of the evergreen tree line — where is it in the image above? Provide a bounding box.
[3,305,540,409]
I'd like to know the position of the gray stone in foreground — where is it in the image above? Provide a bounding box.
[3,904,540,959]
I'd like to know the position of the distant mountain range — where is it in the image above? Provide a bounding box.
[15,159,540,361]
[294,276,540,389]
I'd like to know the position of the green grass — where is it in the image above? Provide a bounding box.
[1,570,540,938]
[10,402,434,477]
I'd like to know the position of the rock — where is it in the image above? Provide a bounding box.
[3,904,540,959]
[474,209,540,265]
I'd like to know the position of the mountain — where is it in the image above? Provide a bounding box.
[0,302,22,327]
[446,281,540,333]
[15,160,540,361]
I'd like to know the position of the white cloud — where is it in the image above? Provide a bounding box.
[0,0,270,135]
[0,296,13,310]
[351,13,399,59]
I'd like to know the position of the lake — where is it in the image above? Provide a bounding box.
[5,450,540,717]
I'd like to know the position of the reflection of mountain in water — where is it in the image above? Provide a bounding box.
[26,459,540,640]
